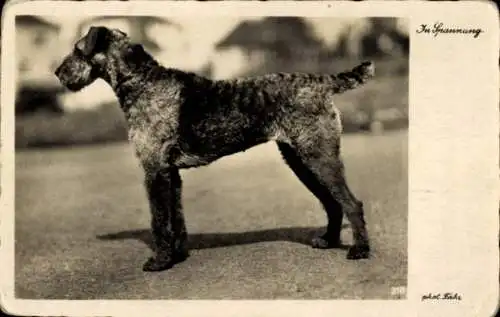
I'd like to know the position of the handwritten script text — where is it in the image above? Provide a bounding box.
[416,22,483,38]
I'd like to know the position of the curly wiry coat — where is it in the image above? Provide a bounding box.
[55,26,374,272]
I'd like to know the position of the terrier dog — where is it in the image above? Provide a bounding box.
[55,26,374,272]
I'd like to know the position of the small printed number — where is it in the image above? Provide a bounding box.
[391,286,406,299]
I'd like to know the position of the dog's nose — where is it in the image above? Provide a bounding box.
[54,66,61,78]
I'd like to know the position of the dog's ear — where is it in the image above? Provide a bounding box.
[75,26,109,56]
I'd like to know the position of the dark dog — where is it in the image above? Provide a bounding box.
[55,26,374,272]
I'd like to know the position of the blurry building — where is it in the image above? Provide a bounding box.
[16,16,60,82]
[217,17,323,59]
[214,17,325,78]
[16,16,64,114]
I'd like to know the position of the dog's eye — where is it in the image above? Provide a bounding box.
[73,46,85,57]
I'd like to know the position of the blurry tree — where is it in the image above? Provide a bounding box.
[334,18,408,58]
[361,18,409,57]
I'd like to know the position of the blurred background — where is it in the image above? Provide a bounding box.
[15,15,408,148]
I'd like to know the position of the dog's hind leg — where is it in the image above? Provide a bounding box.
[142,168,189,272]
[277,142,344,248]
[277,140,370,260]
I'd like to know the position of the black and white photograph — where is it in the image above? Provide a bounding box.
[13,12,409,299]
[0,1,498,316]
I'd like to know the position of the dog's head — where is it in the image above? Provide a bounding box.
[54,26,130,91]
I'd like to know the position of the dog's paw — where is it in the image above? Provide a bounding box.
[142,250,189,272]
[346,244,370,260]
[142,256,174,272]
[311,235,341,249]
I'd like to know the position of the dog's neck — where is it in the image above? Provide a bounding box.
[104,45,171,111]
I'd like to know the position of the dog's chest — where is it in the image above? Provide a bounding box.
[127,108,179,169]
[129,128,212,170]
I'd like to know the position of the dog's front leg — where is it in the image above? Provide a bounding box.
[143,168,189,272]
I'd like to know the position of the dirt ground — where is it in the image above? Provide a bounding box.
[14,130,407,299]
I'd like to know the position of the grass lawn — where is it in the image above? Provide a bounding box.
[14,129,407,299]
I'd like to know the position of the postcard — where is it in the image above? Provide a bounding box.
[0,1,498,316]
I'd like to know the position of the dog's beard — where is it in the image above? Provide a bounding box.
[55,55,98,91]
[60,74,96,91]
[64,81,89,92]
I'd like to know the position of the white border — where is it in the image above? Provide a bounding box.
[1,1,499,317]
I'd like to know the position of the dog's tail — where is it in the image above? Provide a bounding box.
[329,61,375,94]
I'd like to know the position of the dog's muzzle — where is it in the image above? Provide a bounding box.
[54,66,61,79]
